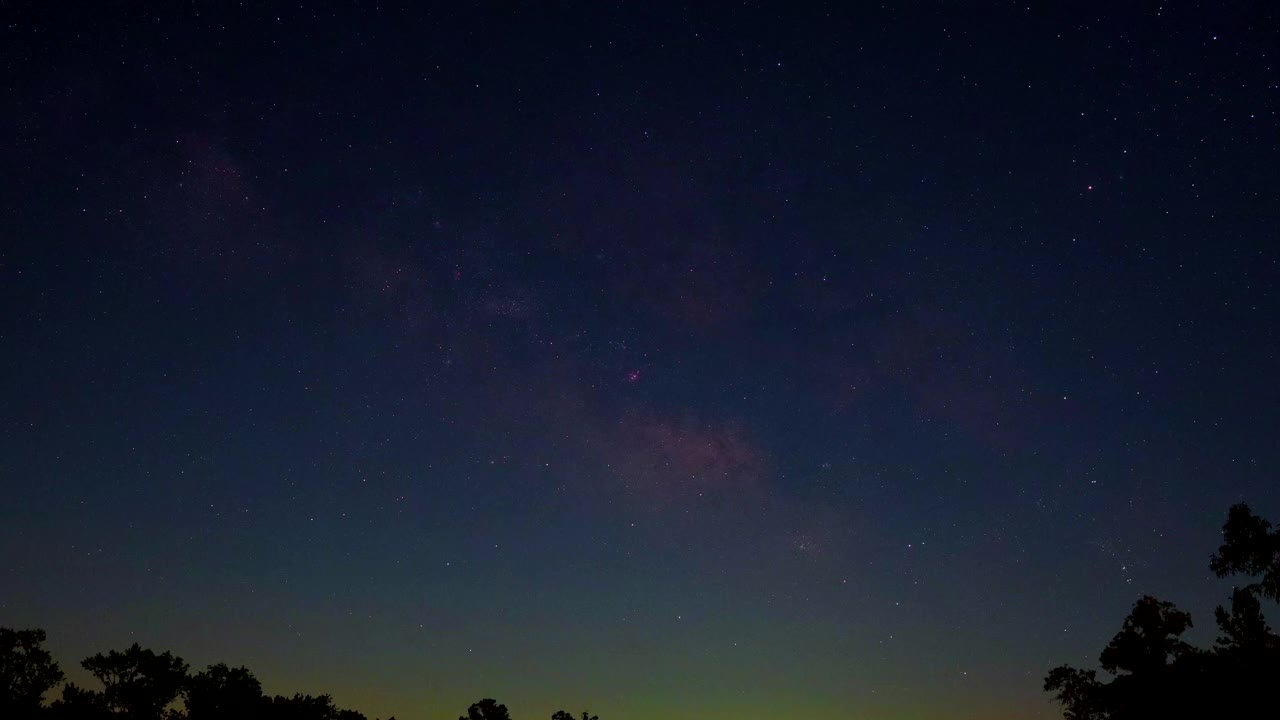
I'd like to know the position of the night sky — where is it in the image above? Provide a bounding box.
[2,3,1278,719]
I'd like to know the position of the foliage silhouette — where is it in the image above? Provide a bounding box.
[184,663,265,720]
[270,692,368,720]
[1,627,65,717]
[1096,596,1194,676]
[80,643,189,720]
[0,633,398,720]
[551,711,598,720]
[49,682,110,720]
[460,698,511,720]
[1045,503,1280,719]
[1211,503,1280,601]
[1042,666,1103,720]
[0,622,586,717]
[1214,585,1278,653]
[0,633,589,720]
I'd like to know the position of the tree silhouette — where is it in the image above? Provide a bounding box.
[1097,596,1194,676]
[1046,503,1280,719]
[551,711,599,720]
[1211,503,1280,601]
[460,698,511,720]
[1047,595,1207,719]
[79,643,189,720]
[1042,666,1103,720]
[270,692,367,720]
[1214,586,1279,653]
[0,629,407,720]
[0,630,556,720]
[49,682,110,720]
[0,627,65,717]
[185,663,266,720]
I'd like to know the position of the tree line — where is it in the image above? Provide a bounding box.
[7,502,1276,719]
[0,630,595,720]
[1044,503,1280,718]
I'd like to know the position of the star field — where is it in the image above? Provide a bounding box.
[1,3,1278,720]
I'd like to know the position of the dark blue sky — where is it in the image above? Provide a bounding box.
[2,3,1277,718]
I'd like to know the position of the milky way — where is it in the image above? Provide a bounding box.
[2,4,1277,719]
